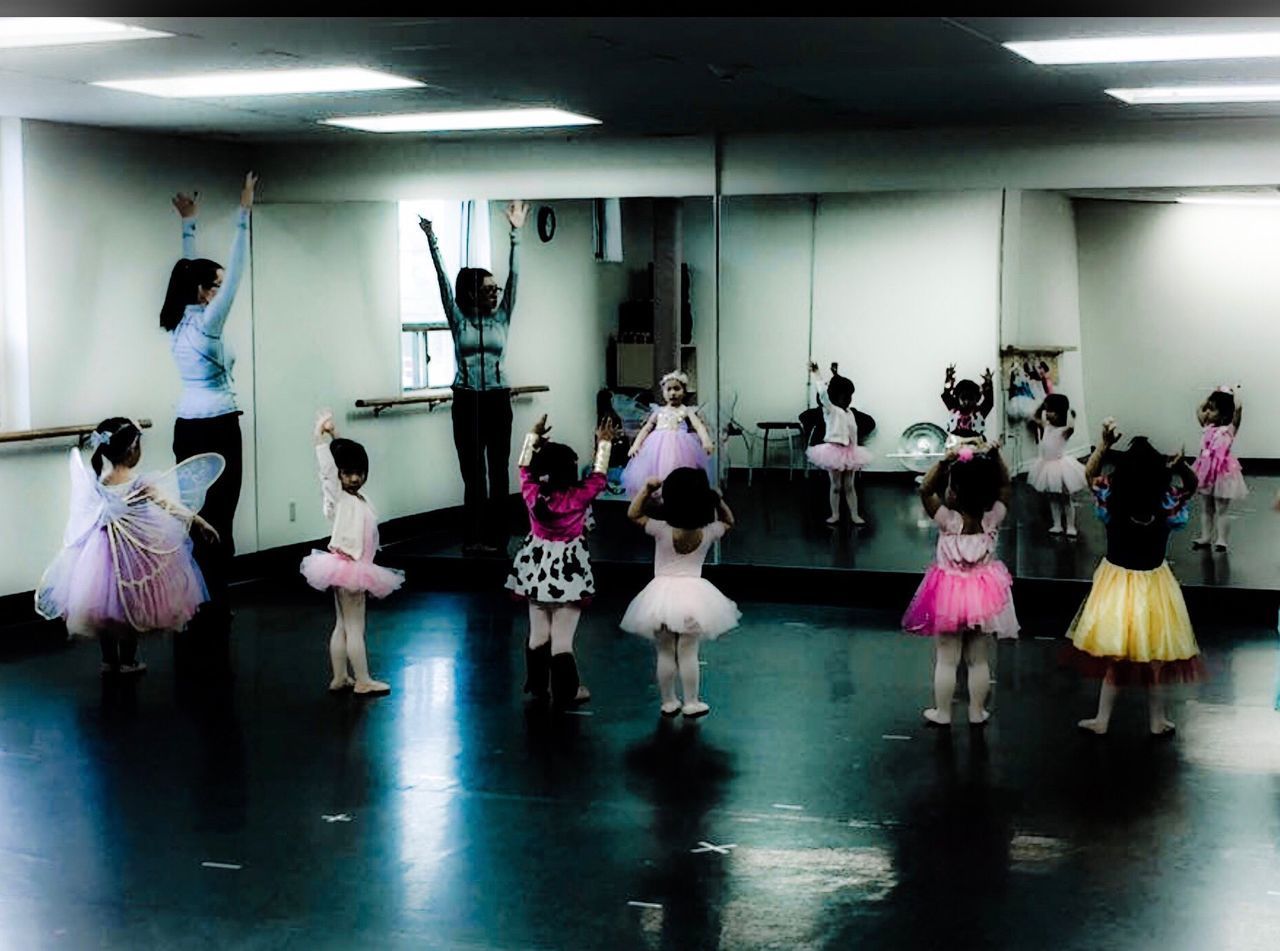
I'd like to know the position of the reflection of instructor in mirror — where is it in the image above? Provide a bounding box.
[162,172,256,621]
[419,201,529,555]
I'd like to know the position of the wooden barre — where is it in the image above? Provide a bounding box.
[0,419,154,446]
[356,386,549,417]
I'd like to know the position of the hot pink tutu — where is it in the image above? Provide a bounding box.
[622,430,711,496]
[806,442,872,472]
[902,562,1019,638]
[300,550,404,598]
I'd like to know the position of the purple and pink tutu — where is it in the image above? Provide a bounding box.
[38,529,208,636]
[300,550,405,599]
[622,430,711,496]
[806,442,873,472]
[902,562,1019,638]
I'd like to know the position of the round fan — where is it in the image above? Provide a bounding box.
[890,422,948,473]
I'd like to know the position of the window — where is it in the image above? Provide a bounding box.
[397,199,492,391]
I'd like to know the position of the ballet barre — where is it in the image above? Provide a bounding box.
[356,385,550,417]
[0,419,154,446]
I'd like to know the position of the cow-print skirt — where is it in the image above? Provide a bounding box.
[505,536,595,605]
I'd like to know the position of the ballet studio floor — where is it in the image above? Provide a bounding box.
[0,580,1278,949]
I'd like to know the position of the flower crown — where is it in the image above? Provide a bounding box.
[659,370,690,389]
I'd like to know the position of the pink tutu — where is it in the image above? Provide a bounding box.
[1028,456,1088,495]
[623,430,711,496]
[620,577,740,640]
[806,442,872,472]
[1193,455,1248,500]
[300,550,405,598]
[902,562,1019,638]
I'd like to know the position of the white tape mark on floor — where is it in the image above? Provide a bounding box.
[322,814,353,823]
[628,900,664,909]
[771,803,804,811]
[563,709,594,716]
[201,862,242,870]
[882,734,913,741]
[691,841,737,855]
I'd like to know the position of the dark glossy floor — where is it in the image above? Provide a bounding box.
[1,587,1279,949]
[393,470,1280,591]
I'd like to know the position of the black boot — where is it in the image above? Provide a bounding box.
[523,643,551,700]
[550,652,588,709]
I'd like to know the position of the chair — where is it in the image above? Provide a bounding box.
[756,421,803,480]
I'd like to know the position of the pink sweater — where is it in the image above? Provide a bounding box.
[519,469,606,541]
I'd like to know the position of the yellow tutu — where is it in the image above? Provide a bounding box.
[1069,559,1199,664]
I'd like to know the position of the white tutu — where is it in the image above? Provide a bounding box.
[1028,455,1088,494]
[620,577,741,640]
[1006,395,1040,422]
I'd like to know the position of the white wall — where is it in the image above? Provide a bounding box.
[1003,190,1090,463]
[1075,199,1280,457]
[0,121,251,597]
[720,191,1003,471]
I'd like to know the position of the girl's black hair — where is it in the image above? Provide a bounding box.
[330,438,369,476]
[827,370,855,411]
[455,267,494,318]
[945,451,1001,518]
[659,466,720,530]
[89,417,141,476]
[1205,390,1235,424]
[529,441,580,523]
[1042,393,1070,418]
[954,379,982,405]
[1107,437,1173,522]
[160,258,222,331]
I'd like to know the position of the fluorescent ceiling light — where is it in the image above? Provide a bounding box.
[1177,195,1280,206]
[1006,32,1280,65]
[1107,84,1280,104]
[0,17,171,48]
[321,108,601,133]
[93,67,422,98]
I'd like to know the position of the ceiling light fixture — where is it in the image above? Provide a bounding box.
[93,67,422,98]
[1006,33,1280,65]
[1106,84,1280,104]
[0,17,171,48]
[321,108,601,133]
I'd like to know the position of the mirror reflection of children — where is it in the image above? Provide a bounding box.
[301,412,404,696]
[902,444,1018,726]
[622,371,714,497]
[1069,419,1202,736]
[1028,394,1088,537]
[622,468,740,718]
[1192,385,1247,552]
[806,361,872,525]
[941,364,995,440]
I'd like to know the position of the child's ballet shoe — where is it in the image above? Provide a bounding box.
[1191,539,1212,550]
[922,708,951,727]
[824,515,840,526]
[1048,526,1064,535]
[1065,526,1078,538]
[354,679,391,696]
[1214,543,1229,553]
[1076,718,1109,735]
[660,701,682,717]
[969,710,991,727]
[1149,719,1177,737]
[849,514,866,526]
[681,701,710,718]
[328,676,355,692]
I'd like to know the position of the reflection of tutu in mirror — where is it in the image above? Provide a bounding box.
[805,442,872,472]
[623,430,710,494]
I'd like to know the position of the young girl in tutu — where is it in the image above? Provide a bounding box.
[622,371,714,496]
[36,418,224,675]
[301,412,404,696]
[1028,394,1088,537]
[806,361,873,525]
[902,444,1018,726]
[622,467,740,718]
[507,414,616,708]
[1192,385,1246,551]
[1070,419,1201,736]
[941,364,995,442]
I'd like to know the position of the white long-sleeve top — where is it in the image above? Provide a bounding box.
[812,370,857,446]
[316,442,373,561]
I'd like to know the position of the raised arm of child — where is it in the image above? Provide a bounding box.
[941,364,959,410]
[628,477,662,527]
[979,368,995,418]
[1085,418,1121,483]
[715,492,736,532]
[1232,385,1243,432]
[919,458,948,519]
